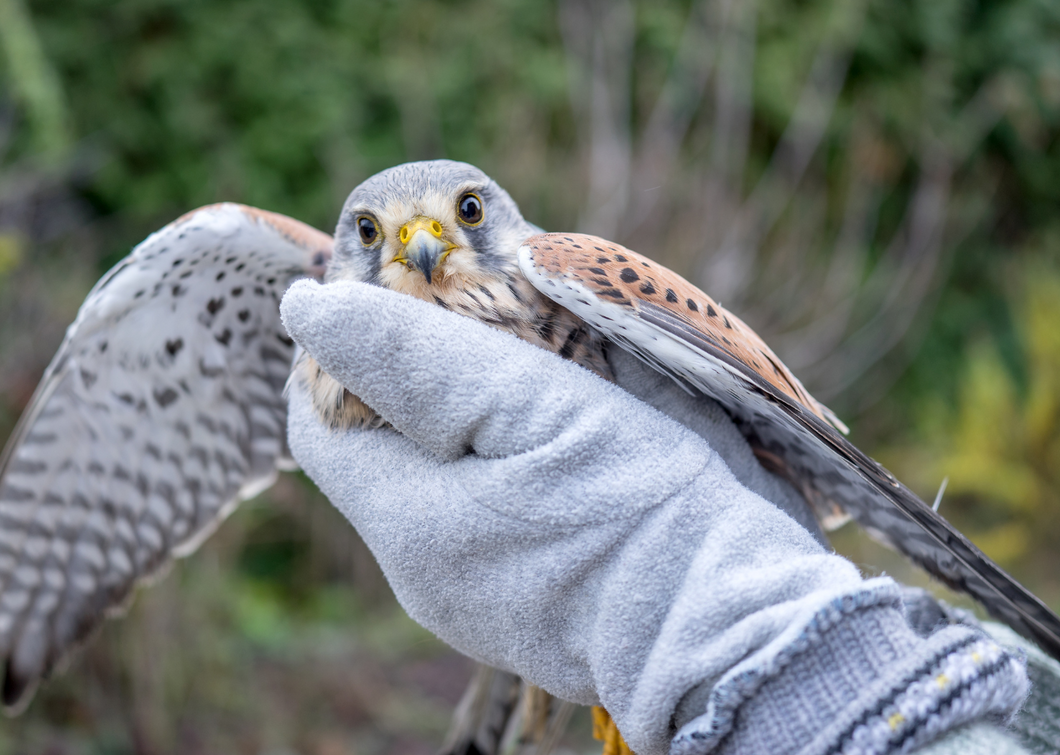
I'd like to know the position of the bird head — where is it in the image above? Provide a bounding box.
[329,160,538,296]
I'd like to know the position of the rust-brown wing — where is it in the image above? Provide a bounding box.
[517,232,1060,661]
[516,233,845,431]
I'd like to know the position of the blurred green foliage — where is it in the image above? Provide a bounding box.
[880,263,1060,602]
[18,0,578,235]
[2,0,1060,752]
[0,0,69,158]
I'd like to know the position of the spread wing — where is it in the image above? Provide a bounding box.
[518,232,1060,661]
[0,204,332,710]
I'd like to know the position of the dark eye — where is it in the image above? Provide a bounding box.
[457,193,484,225]
[357,216,379,244]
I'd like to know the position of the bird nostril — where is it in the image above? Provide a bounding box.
[400,219,444,244]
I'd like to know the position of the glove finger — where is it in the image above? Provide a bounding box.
[281,279,714,523]
[281,280,683,458]
[285,370,434,527]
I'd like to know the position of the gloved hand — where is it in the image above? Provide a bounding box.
[280,279,1028,755]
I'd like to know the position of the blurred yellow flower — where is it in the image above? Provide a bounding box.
[0,233,24,276]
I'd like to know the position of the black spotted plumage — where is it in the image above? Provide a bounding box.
[0,204,331,711]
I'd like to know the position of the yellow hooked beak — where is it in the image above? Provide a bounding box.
[397,217,456,285]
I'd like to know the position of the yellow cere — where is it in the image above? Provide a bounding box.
[399,216,445,244]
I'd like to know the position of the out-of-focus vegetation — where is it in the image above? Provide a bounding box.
[1,0,1059,752]
[872,266,1060,607]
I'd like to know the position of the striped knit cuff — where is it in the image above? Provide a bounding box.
[833,635,1027,754]
[672,594,1028,755]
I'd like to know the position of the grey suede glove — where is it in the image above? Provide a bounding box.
[280,279,1029,755]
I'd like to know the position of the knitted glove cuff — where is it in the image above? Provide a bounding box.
[672,591,1028,755]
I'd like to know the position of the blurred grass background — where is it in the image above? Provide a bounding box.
[1,0,1059,752]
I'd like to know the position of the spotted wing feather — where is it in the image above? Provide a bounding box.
[0,204,332,710]
[518,232,1060,661]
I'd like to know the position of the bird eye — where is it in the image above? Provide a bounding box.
[357,216,379,244]
[457,193,484,225]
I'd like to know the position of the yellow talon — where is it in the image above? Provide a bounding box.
[592,706,633,755]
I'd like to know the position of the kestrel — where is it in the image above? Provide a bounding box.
[1,161,1058,754]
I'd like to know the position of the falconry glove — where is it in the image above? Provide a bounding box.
[281,279,1030,755]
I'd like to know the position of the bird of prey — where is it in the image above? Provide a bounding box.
[1,160,1059,755]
